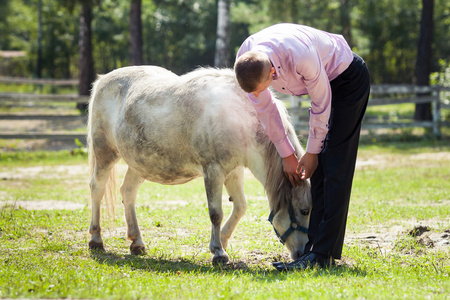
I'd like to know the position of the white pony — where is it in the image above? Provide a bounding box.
[87,66,311,264]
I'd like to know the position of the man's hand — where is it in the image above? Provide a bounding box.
[282,153,302,187]
[297,152,319,180]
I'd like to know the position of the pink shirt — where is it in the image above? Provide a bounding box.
[236,23,353,156]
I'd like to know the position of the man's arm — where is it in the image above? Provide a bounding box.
[248,90,305,187]
[248,90,295,158]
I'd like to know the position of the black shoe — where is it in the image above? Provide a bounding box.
[272,252,310,268]
[275,252,335,271]
[272,261,285,268]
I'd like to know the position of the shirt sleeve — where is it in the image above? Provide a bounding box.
[248,89,295,158]
[295,50,332,154]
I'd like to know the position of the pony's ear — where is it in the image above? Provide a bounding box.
[277,175,292,212]
[291,180,312,212]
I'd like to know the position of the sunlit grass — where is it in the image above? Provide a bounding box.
[0,144,449,299]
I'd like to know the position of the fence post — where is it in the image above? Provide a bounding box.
[289,95,298,108]
[432,89,441,138]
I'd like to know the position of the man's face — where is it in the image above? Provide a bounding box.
[250,67,275,98]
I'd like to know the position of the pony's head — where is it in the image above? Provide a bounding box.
[267,180,312,259]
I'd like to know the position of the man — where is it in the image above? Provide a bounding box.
[234,23,370,270]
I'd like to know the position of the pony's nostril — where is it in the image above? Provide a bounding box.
[292,250,303,260]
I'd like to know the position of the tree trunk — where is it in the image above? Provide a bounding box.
[130,0,143,66]
[214,0,231,68]
[78,0,95,111]
[36,0,43,78]
[414,0,434,121]
[340,0,353,48]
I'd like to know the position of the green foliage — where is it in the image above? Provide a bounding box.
[357,0,420,83]
[433,0,450,70]
[144,0,217,74]
[1,0,450,82]
[92,0,130,72]
[71,138,88,157]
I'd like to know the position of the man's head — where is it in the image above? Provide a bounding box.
[234,51,275,97]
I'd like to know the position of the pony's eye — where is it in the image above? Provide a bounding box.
[300,209,310,216]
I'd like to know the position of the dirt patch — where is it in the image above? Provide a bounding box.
[346,223,450,255]
[2,151,448,180]
[355,152,450,170]
[0,200,86,210]
[0,164,130,181]
[0,164,88,180]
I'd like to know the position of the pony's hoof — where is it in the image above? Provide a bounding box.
[130,245,146,255]
[212,255,229,265]
[89,240,105,252]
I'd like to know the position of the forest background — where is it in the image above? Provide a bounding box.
[0,0,449,94]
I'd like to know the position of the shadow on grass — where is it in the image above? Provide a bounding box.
[89,249,367,279]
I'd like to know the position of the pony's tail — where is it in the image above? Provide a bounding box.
[87,77,118,221]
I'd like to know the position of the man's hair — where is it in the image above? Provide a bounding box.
[234,51,272,93]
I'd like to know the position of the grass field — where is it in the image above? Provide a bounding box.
[0,137,449,299]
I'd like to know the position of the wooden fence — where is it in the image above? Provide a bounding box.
[0,77,449,143]
[279,84,449,138]
[0,77,88,143]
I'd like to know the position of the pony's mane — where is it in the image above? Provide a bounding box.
[264,96,305,212]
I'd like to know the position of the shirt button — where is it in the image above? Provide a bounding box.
[282,87,285,90]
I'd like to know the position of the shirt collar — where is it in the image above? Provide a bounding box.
[253,45,283,80]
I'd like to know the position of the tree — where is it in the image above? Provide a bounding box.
[340,0,353,48]
[268,0,300,24]
[130,0,143,65]
[0,0,11,49]
[148,0,216,74]
[36,0,43,78]
[77,0,95,111]
[414,0,434,121]
[214,0,231,67]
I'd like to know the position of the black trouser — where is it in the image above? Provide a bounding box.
[305,53,370,259]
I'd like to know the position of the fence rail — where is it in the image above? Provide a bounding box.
[0,93,88,103]
[0,114,86,121]
[0,77,449,142]
[0,133,86,141]
[0,76,78,86]
[284,84,449,138]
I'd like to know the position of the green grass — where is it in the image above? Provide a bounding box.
[0,150,87,167]
[0,83,78,95]
[0,143,449,299]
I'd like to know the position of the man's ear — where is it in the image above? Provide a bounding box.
[270,67,276,75]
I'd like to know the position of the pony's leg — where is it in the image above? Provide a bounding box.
[203,163,228,264]
[120,167,145,255]
[221,167,247,250]
[89,157,119,251]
